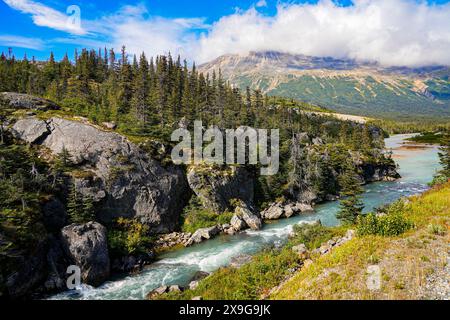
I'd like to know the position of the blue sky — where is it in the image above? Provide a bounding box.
[1,0,450,66]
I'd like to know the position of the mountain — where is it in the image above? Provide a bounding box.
[199,51,450,120]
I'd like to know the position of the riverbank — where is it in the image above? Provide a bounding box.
[272,182,450,300]
[155,181,450,300]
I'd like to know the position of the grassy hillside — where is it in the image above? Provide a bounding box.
[233,74,450,120]
[273,183,450,300]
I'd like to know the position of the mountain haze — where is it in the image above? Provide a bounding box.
[199,51,450,119]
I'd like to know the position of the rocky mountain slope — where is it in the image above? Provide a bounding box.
[199,51,450,119]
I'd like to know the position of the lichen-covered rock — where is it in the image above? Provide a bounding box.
[0,92,60,111]
[187,165,254,214]
[60,222,110,287]
[11,116,190,233]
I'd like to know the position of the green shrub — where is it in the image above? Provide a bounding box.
[290,222,343,249]
[181,196,233,233]
[429,174,448,187]
[427,223,446,236]
[108,218,152,256]
[357,212,413,237]
[158,247,302,300]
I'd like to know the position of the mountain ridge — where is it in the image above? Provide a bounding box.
[199,51,450,119]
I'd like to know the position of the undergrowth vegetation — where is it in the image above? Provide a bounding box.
[181,196,234,233]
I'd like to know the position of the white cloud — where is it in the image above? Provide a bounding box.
[3,0,85,35]
[94,5,207,59]
[3,0,450,67]
[0,34,44,50]
[256,0,267,8]
[195,0,450,66]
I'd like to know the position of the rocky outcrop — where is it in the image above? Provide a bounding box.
[261,202,313,220]
[0,92,60,111]
[313,229,355,256]
[42,196,67,232]
[230,215,247,232]
[11,116,190,233]
[146,285,169,299]
[261,203,284,220]
[287,132,400,204]
[184,226,220,246]
[60,222,110,286]
[188,271,210,290]
[234,202,262,230]
[2,237,48,299]
[154,232,192,251]
[187,165,254,214]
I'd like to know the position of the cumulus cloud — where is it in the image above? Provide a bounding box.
[256,0,267,8]
[95,5,206,59]
[3,0,450,66]
[3,0,85,35]
[196,0,450,66]
[0,34,44,50]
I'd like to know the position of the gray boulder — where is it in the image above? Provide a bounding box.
[11,117,190,233]
[230,215,247,231]
[60,222,110,287]
[187,165,254,214]
[189,281,200,290]
[184,226,220,246]
[146,285,169,299]
[261,203,284,220]
[235,203,262,230]
[169,285,183,292]
[283,204,295,218]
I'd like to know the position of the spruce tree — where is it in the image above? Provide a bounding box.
[67,184,83,223]
[337,195,365,225]
[438,132,450,178]
[336,159,365,224]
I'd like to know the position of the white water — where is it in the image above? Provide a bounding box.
[50,134,441,300]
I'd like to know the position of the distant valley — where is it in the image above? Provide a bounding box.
[199,51,450,120]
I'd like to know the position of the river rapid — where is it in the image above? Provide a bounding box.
[51,134,441,300]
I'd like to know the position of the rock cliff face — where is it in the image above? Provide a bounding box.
[11,116,190,233]
[287,130,399,205]
[187,165,254,213]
